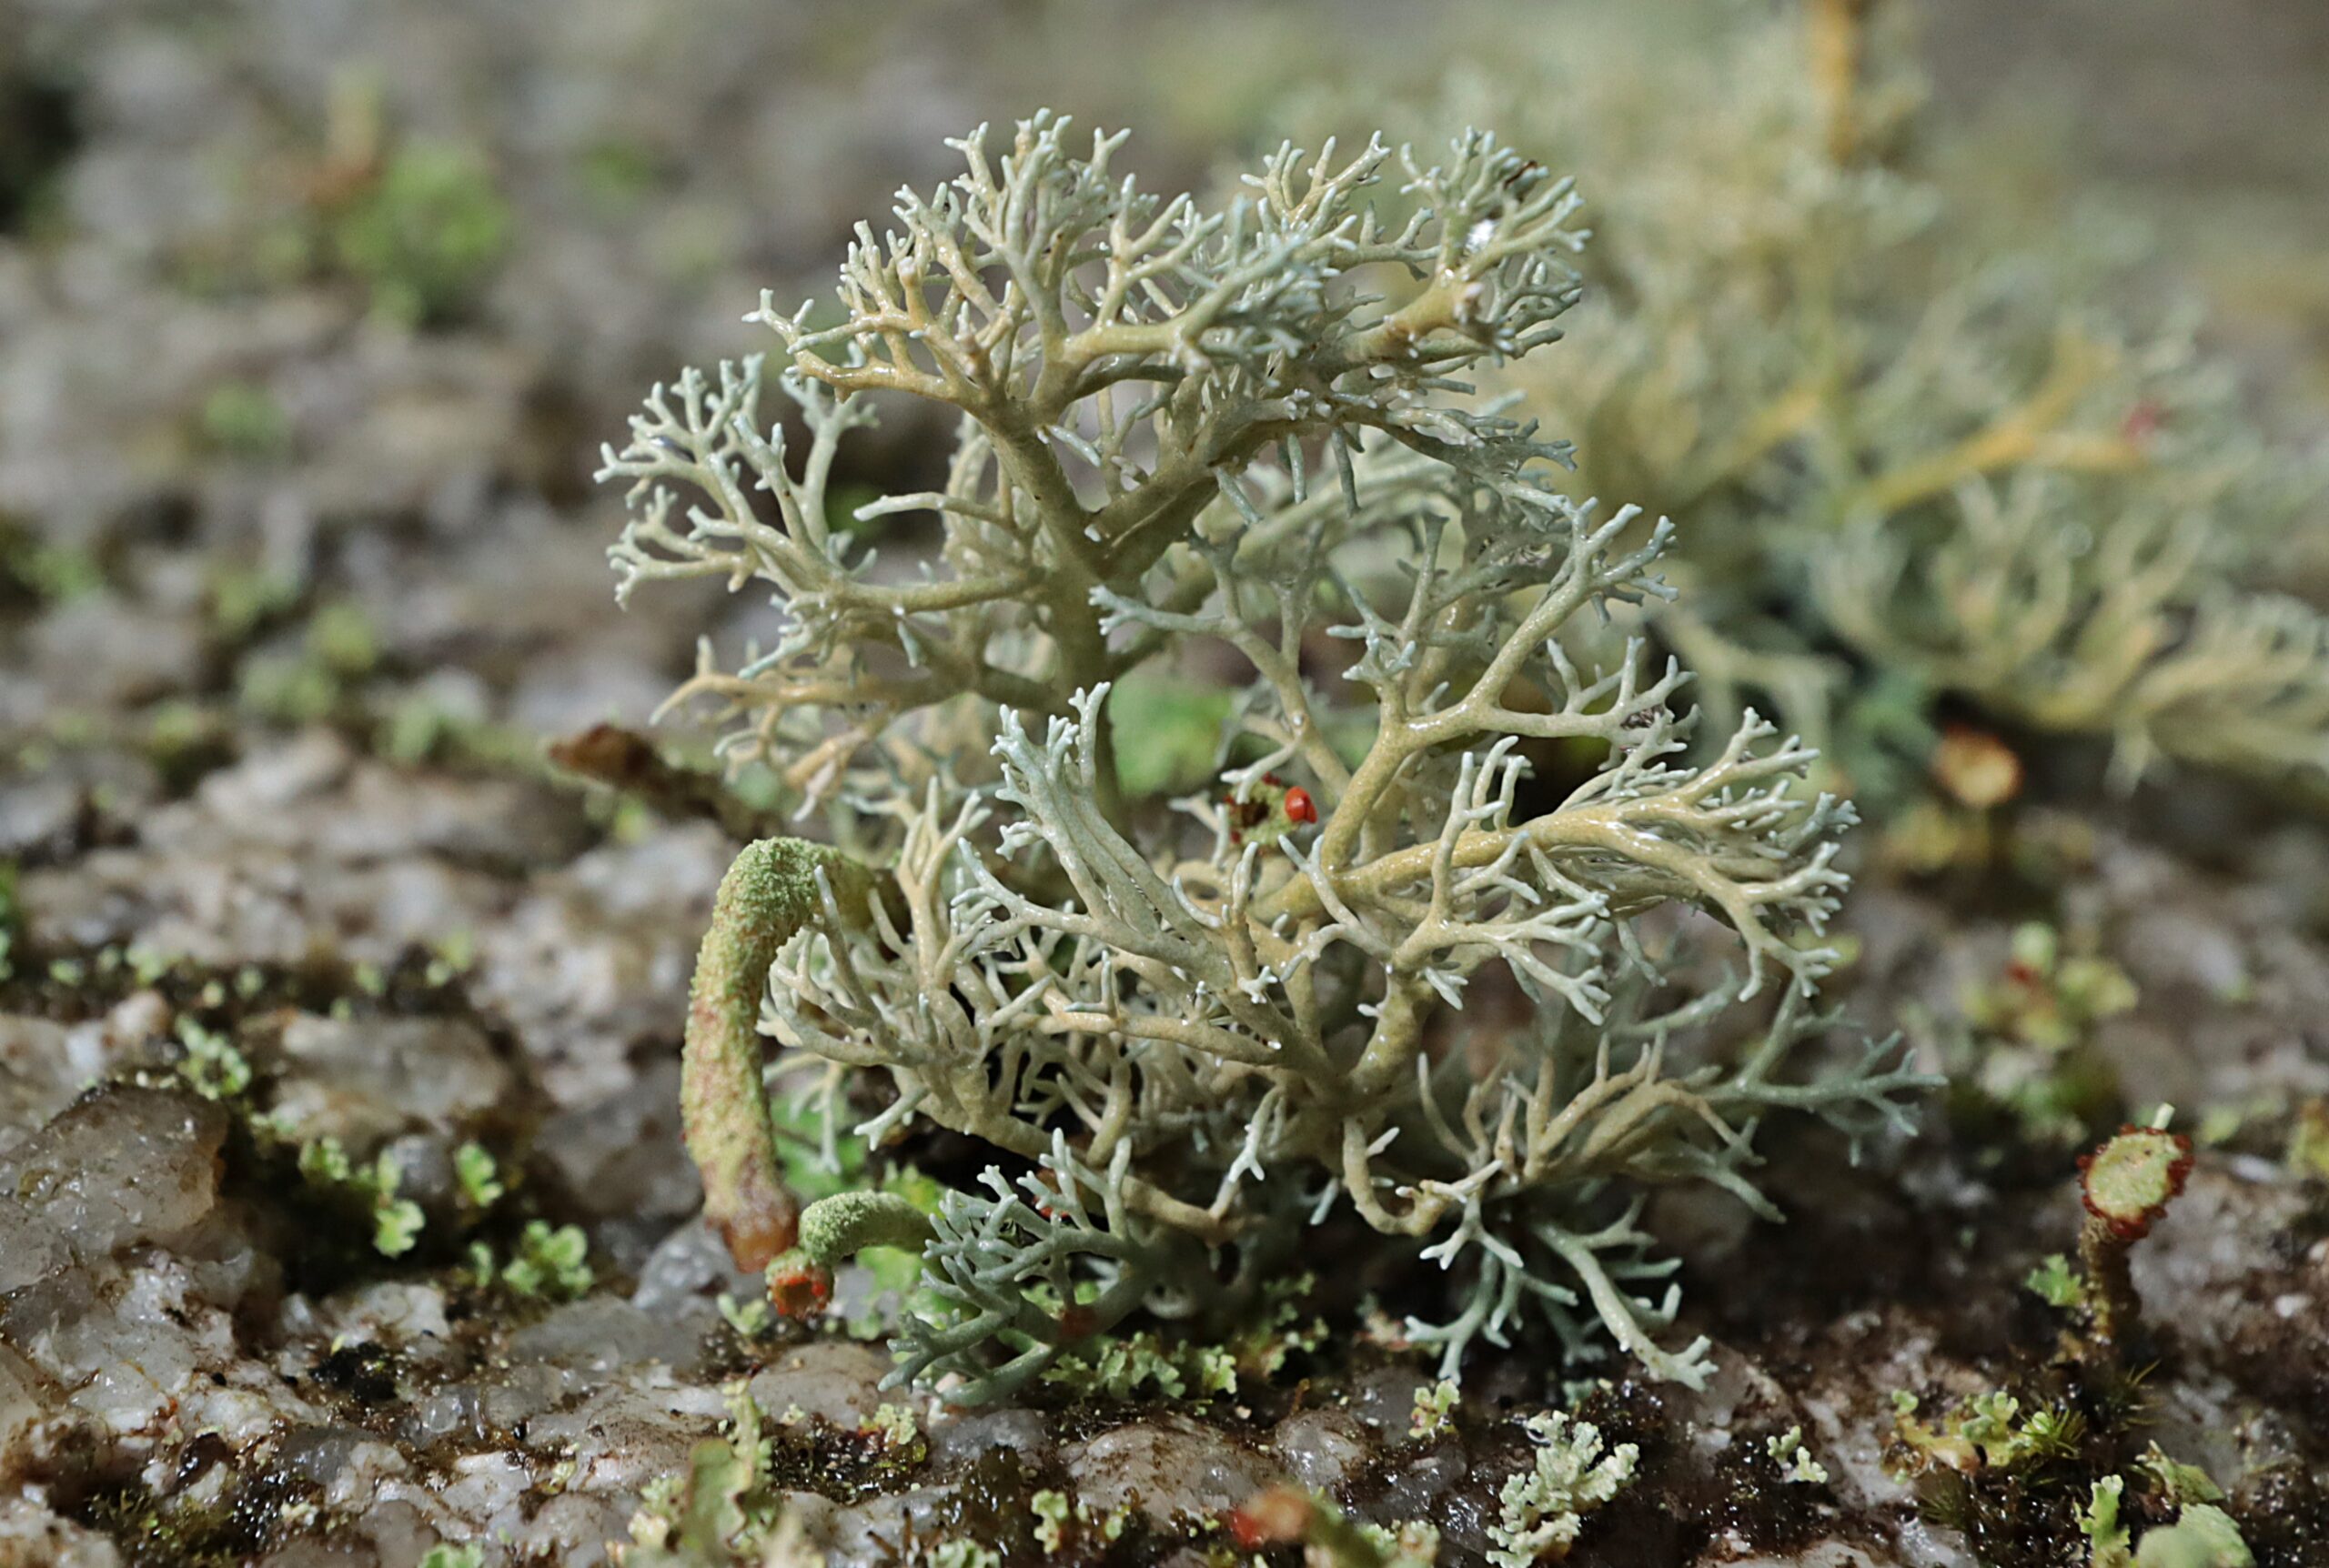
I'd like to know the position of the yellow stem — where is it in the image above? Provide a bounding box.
[1809,0,1872,165]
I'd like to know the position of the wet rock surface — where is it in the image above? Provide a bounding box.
[0,986,2316,1566]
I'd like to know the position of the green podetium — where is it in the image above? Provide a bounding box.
[610,113,1931,1400]
[683,839,885,1272]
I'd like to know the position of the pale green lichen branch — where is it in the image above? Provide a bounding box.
[620,112,1928,1399]
[1487,1409,1638,1567]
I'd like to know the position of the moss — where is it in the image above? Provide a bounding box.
[919,1448,1147,1568]
[71,1464,324,1568]
[173,1017,253,1101]
[0,949,570,1302]
[0,518,104,604]
[311,1340,403,1406]
[1028,1274,1326,1405]
[326,144,511,328]
[747,1405,943,1509]
[194,381,293,461]
[1937,922,2143,1153]
[1881,1340,2239,1568]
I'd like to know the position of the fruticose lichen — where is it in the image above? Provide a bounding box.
[1487,1410,1639,1567]
[1326,5,2329,804]
[605,111,1931,1401]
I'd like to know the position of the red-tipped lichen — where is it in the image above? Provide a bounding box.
[2078,1123,2193,1241]
[2074,1121,2193,1354]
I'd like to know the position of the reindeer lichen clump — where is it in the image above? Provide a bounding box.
[602,114,1927,1401]
[1389,9,2329,799]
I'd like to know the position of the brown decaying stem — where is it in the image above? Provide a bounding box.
[547,721,773,839]
[2076,1208,2140,1351]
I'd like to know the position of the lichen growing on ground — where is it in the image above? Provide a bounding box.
[1326,2,2329,803]
[605,108,1934,1402]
